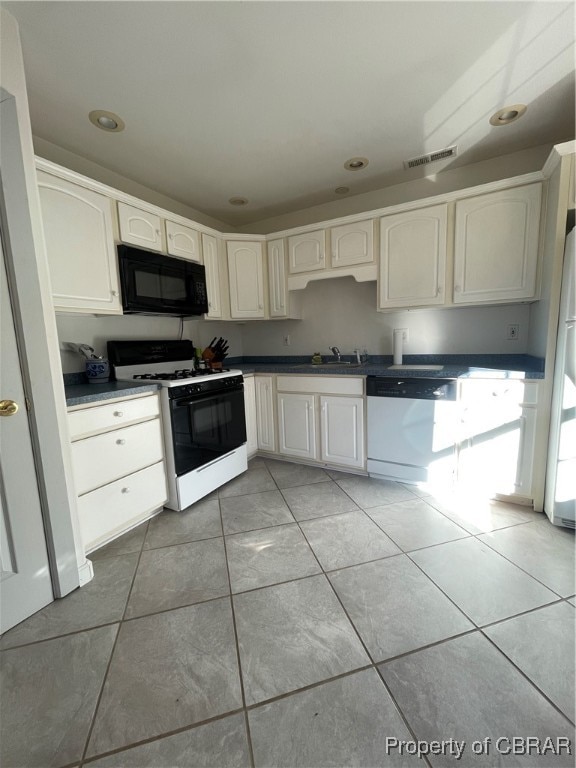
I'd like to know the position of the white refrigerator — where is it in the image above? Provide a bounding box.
[545,226,576,527]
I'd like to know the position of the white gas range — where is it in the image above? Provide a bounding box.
[108,340,248,511]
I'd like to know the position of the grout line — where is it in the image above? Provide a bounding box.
[0,619,125,653]
[294,513,436,768]
[243,664,374,711]
[78,520,150,767]
[478,597,567,631]
[80,707,246,765]
[10,463,574,766]
[292,510,435,767]
[218,497,256,768]
[472,533,570,599]
[480,629,576,728]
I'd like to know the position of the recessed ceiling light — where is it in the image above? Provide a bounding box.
[344,157,369,171]
[335,186,350,195]
[228,197,248,206]
[89,110,125,132]
[489,104,527,126]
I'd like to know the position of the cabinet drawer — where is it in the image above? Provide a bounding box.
[276,376,364,396]
[72,419,164,494]
[79,462,167,553]
[68,394,160,439]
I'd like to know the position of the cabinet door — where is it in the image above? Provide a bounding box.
[379,204,447,309]
[117,201,163,251]
[202,233,222,319]
[78,462,167,553]
[457,380,535,498]
[227,241,265,319]
[268,239,288,317]
[288,230,326,273]
[255,376,276,452]
[320,396,365,468]
[37,171,121,314]
[454,184,541,304]
[243,376,258,457]
[277,393,317,460]
[166,220,201,262]
[331,220,374,268]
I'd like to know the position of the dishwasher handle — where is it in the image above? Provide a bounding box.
[366,376,457,400]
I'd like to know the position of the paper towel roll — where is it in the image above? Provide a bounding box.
[393,329,404,365]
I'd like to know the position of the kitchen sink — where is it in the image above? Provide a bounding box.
[387,364,444,371]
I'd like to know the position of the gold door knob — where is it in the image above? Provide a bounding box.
[0,400,19,417]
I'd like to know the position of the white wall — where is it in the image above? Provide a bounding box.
[238,145,552,235]
[56,314,245,373]
[239,277,531,357]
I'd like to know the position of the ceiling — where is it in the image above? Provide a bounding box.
[6,1,575,227]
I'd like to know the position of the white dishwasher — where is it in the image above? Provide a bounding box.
[366,377,458,485]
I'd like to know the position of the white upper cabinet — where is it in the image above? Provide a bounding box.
[202,233,223,319]
[453,184,542,304]
[37,171,122,314]
[227,240,265,319]
[165,220,202,262]
[117,202,163,252]
[288,230,326,273]
[330,220,374,268]
[379,204,448,309]
[268,238,288,317]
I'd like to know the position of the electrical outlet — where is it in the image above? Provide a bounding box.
[394,328,409,342]
[283,334,291,346]
[507,324,520,340]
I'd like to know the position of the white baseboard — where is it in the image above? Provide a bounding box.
[78,558,94,587]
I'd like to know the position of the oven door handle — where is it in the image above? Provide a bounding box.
[173,385,244,407]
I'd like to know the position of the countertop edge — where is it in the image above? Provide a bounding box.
[65,381,162,407]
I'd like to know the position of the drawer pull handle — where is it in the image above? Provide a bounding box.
[114,411,124,417]
[116,438,126,445]
[121,487,130,494]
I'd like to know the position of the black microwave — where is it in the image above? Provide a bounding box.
[118,245,208,316]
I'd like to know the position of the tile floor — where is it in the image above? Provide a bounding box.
[1,457,575,768]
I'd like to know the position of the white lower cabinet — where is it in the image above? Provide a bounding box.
[68,392,167,553]
[243,375,258,457]
[255,375,276,452]
[320,395,365,469]
[457,379,538,501]
[275,376,366,469]
[277,393,317,460]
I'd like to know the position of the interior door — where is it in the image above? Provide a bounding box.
[0,236,53,633]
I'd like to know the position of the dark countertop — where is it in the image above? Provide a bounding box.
[64,353,544,405]
[64,380,161,407]
[233,354,545,381]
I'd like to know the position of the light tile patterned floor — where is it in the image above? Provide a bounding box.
[1,458,574,767]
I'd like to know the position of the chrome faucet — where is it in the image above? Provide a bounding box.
[329,346,341,362]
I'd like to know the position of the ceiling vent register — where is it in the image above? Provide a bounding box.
[404,145,458,170]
